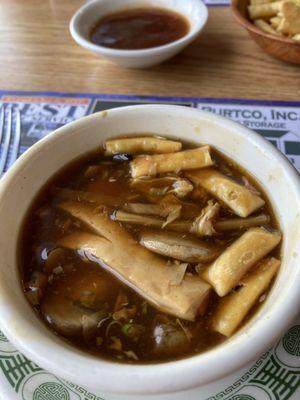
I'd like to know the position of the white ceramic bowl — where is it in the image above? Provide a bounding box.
[0,105,299,398]
[69,0,208,68]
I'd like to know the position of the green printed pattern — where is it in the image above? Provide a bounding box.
[0,331,8,342]
[0,353,42,391]
[205,324,300,400]
[250,355,300,400]
[0,323,299,400]
[283,326,300,356]
[33,382,70,400]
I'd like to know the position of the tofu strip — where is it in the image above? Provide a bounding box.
[187,169,265,217]
[202,227,281,296]
[130,146,213,178]
[105,137,182,155]
[211,257,280,336]
[59,201,211,320]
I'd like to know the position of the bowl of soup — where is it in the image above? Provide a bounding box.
[0,105,299,397]
[69,0,208,68]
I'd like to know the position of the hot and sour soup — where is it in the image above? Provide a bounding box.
[19,136,281,364]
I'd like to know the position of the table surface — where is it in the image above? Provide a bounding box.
[0,0,299,101]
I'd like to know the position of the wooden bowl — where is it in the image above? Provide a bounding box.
[231,0,300,64]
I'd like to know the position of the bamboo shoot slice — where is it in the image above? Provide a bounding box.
[122,203,181,219]
[130,146,213,178]
[105,137,182,155]
[187,168,265,217]
[215,214,270,231]
[211,257,280,336]
[113,210,211,236]
[202,227,281,296]
[58,203,211,320]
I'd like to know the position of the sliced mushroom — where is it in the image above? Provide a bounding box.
[41,266,118,338]
[44,247,69,274]
[139,230,220,263]
[152,316,190,356]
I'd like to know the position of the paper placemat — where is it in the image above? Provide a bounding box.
[0,90,299,400]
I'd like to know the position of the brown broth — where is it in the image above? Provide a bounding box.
[18,138,280,364]
[90,7,190,50]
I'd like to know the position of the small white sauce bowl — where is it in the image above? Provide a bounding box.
[0,105,299,398]
[70,0,208,68]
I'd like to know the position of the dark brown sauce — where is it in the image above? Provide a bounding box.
[18,137,280,364]
[90,7,190,50]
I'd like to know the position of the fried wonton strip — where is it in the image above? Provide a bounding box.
[215,214,270,231]
[186,169,265,218]
[201,227,281,297]
[130,146,213,178]
[254,19,282,35]
[58,203,211,320]
[250,0,275,4]
[270,16,282,28]
[104,137,182,155]
[277,2,300,35]
[211,258,280,336]
[248,1,282,19]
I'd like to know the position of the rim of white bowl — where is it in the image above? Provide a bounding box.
[0,105,299,396]
[69,0,208,57]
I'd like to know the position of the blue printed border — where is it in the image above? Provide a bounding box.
[1,89,300,109]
